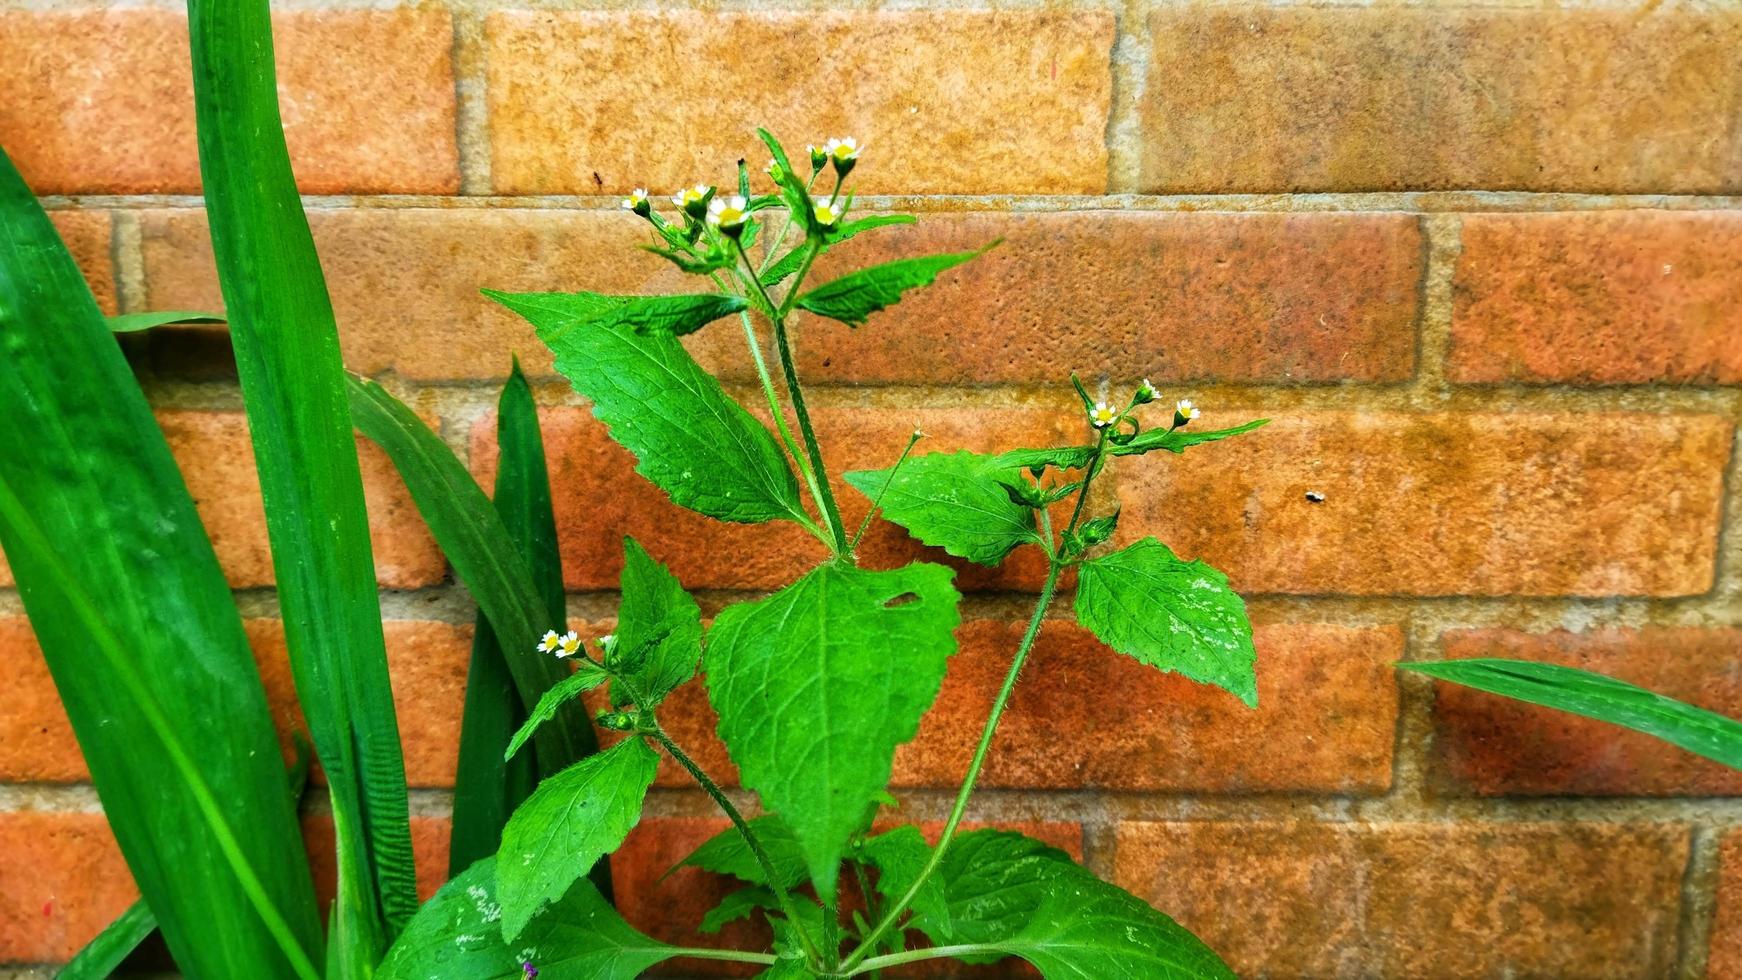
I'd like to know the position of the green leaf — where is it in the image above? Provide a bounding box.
[1112,419,1269,457]
[997,445,1096,474]
[590,291,749,336]
[54,899,159,980]
[795,241,998,327]
[844,451,1041,566]
[756,128,817,232]
[827,213,916,243]
[1075,538,1258,707]
[706,562,962,901]
[349,374,595,779]
[487,288,807,526]
[505,663,609,763]
[189,0,417,955]
[497,738,660,941]
[641,244,733,276]
[380,858,677,980]
[106,310,225,332]
[609,537,703,707]
[860,826,950,930]
[699,886,779,934]
[0,152,322,977]
[1400,659,1742,769]
[984,872,1235,979]
[677,814,809,890]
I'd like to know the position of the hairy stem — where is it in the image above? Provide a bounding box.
[850,429,923,551]
[668,946,779,965]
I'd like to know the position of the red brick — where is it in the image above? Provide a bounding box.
[137,208,753,384]
[897,621,1400,793]
[47,211,114,315]
[1450,211,1742,384]
[0,9,458,195]
[794,211,1420,384]
[1117,410,1732,596]
[302,814,451,911]
[1115,820,1688,978]
[1714,830,1742,980]
[0,811,138,964]
[472,404,1080,592]
[1429,628,1742,796]
[0,617,470,787]
[486,10,1111,195]
[1142,8,1742,193]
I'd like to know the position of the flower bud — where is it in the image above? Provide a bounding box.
[1134,378,1158,405]
[620,187,651,217]
[1173,398,1200,428]
[765,159,785,184]
[807,144,827,171]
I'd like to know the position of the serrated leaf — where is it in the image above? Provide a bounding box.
[860,826,949,929]
[699,886,778,934]
[676,814,809,890]
[524,290,746,337]
[1400,659,1742,769]
[705,562,962,901]
[845,451,1041,566]
[1075,538,1257,707]
[795,241,998,327]
[641,244,733,276]
[997,445,1095,473]
[379,858,676,980]
[609,537,702,708]
[985,873,1236,979]
[505,664,609,763]
[488,288,806,526]
[497,738,659,941]
[827,213,916,243]
[1112,419,1269,457]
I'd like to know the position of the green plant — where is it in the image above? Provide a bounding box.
[378,131,1266,978]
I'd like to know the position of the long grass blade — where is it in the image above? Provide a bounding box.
[186,0,417,965]
[347,374,599,781]
[54,901,157,980]
[0,149,322,979]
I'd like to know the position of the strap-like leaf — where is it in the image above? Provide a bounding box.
[55,900,157,980]
[795,241,998,327]
[1401,658,1742,769]
[106,310,225,332]
[1112,419,1269,457]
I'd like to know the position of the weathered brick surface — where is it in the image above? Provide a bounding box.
[486,10,1112,195]
[796,211,1421,384]
[1714,830,1742,980]
[1450,211,1742,384]
[1117,410,1732,596]
[471,404,1081,592]
[0,812,140,964]
[137,208,753,383]
[1429,628,1742,797]
[1143,7,1742,193]
[47,211,114,314]
[1115,820,1689,978]
[0,8,458,195]
[1,617,470,787]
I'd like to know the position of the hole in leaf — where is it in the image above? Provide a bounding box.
[882,592,921,610]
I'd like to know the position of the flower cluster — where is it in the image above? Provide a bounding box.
[537,629,583,659]
[1082,378,1201,436]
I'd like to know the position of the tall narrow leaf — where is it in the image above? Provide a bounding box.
[187,1,416,965]
[0,151,321,978]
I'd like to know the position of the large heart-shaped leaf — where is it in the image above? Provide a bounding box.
[705,562,961,900]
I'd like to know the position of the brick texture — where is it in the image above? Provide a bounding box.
[0,812,140,964]
[1115,820,1689,979]
[795,211,1421,385]
[1430,628,1742,797]
[1117,410,1732,596]
[1715,830,1742,980]
[1143,7,1742,193]
[486,10,1112,195]
[1450,211,1742,384]
[0,8,458,195]
[47,211,114,314]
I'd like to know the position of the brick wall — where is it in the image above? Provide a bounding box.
[2,1,1740,977]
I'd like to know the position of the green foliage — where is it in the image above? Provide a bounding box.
[496,739,660,940]
[0,149,322,978]
[105,310,225,332]
[505,665,609,763]
[1075,537,1259,707]
[677,815,809,890]
[700,887,780,933]
[608,538,703,707]
[795,242,999,327]
[844,451,1041,565]
[487,289,808,526]
[1112,418,1270,457]
[188,0,417,961]
[379,859,677,980]
[1402,659,1742,769]
[706,562,961,901]
[54,899,158,980]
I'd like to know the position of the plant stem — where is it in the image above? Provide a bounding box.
[850,945,1000,973]
[645,725,824,966]
[1063,427,1110,535]
[850,429,923,551]
[667,946,779,965]
[839,559,1062,970]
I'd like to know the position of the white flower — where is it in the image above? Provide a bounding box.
[824,137,861,163]
[671,184,710,209]
[620,188,649,211]
[1135,378,1158,404]
[556,630,582,659]
[806,144,826,167]
[1089,401,1118,428]
[707,194,750,230]
[536,630,562,655]
[811,196,842,228]
[1174,399,1200,424]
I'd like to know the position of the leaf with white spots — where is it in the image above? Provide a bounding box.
[1074,537,1257,707]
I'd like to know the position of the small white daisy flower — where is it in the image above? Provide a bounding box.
[707,194,750,233]
[556,630,582,659]
[620,188,649,214]
[807,144,827,168]
[537,630,562,655]
[811,196,842,228]
[1089,401,1118,429]
[671,184,709,208]
[824,137,861,163]
[1135,378,1158,404]
[1174,399,1200,426]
